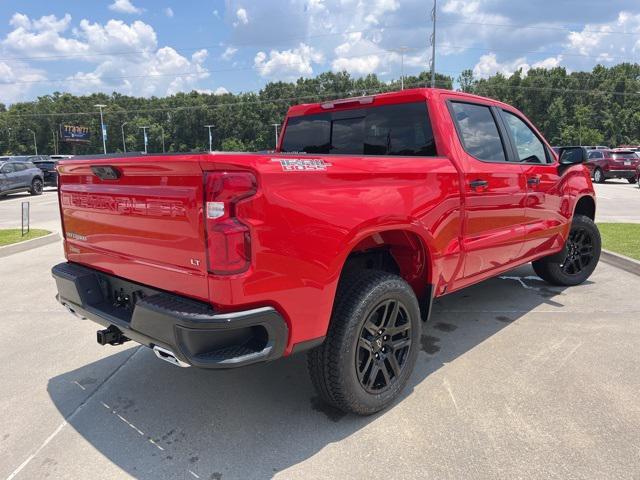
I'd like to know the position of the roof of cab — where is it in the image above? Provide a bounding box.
[285,88,511,118]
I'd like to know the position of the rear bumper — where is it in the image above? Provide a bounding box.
[51,262,288,369]
[604,169,636,179]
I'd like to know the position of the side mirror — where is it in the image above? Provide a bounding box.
[558,147,587,174]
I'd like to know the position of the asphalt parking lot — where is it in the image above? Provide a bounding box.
[1,181,639,479]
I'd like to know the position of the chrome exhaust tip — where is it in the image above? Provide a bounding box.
[152,345,190,368]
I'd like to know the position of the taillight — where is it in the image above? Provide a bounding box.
[204,171,257,274]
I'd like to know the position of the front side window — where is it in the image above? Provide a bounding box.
[502,111,548,164]
[450,102,506,162]
[281,102,437,156]
[14,163,27,171]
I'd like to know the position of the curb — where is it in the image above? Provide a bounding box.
[0,232,61,258]
[600,249,640,277]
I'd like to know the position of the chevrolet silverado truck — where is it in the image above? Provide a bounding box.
[52,88,600,415]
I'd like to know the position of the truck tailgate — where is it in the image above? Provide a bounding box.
[58,155,209,301]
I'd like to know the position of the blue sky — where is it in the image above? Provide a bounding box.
[1,0,640,103]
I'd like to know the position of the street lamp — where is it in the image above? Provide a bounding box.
[95,104,107,154]
[272,123,280,149]
[121,122,128,153]
[396,46,410,90]
[204,124,214,151]
[27,128,38,155]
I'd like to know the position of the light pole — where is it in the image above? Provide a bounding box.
[140,126,150,154]
[121,122,128,153]
[95,104,107,154]
[27,129,38,155]
[6,128,11,154]
[272,123,280,149]
[51,130,58,154]
[396,46,409,90]
[204,124,214,151]
[160,126,165,153]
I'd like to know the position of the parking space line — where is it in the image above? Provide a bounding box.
[4,346,142,480]
[188,470,201,479]
[72,381,86,391]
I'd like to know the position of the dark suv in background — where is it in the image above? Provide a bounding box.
[0,160,44,197]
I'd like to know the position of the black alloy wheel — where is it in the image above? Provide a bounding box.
[356,299,412,393]
[561,226,595,276]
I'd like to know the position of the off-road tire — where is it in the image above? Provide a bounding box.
[307,270,421,415]
[532,215,601,286]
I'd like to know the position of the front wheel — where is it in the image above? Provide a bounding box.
[30,178,43,195]
[628,177,637,184]
[532,215,601,286]
[307,270,421,415]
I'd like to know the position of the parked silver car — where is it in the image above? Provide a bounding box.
[0,160,44,197]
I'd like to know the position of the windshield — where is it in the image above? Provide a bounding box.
[611,153,637,159]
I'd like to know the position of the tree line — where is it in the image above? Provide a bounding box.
[1,63,639,156]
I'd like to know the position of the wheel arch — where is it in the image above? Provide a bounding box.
[334,227,435,321]
[574,195,596,220]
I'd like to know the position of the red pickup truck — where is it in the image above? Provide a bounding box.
[52,89,600,415]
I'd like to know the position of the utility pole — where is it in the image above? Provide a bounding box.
[430,0,437,88]
[140,126,149,154]
[204,124,214,151]
[27,129,38,155]
[7,128,11,154]
[121,122,128,153]
[272,123,280,149]
[95,104,107,154]
[397,46,409,90]
[160,126,165,153]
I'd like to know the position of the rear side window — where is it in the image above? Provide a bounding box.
[281,102,437,156]
[0,163,14,173]
[450,102,506,162]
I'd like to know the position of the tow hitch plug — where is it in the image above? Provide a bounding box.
[96,325,130,346]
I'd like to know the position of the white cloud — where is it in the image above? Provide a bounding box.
[0,13,211,99]
[473,52,563,79]
[0,60,46,103]
[109,0,143,15]
[254,43,324,80]
[221,46,238,61]
[195,86,230,95]
[163,7,174,18]
[234,8,249,26]
[566,11,640,65]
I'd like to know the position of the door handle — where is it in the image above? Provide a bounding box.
[469,179,488,189]
[527,177,540,186]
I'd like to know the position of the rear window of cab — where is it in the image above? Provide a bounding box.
[281,102,438,157]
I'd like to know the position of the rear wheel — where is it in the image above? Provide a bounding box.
[30,178,43,195]
[307,270,421,415]
[593,168,605,184]
[532,215,601,286]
